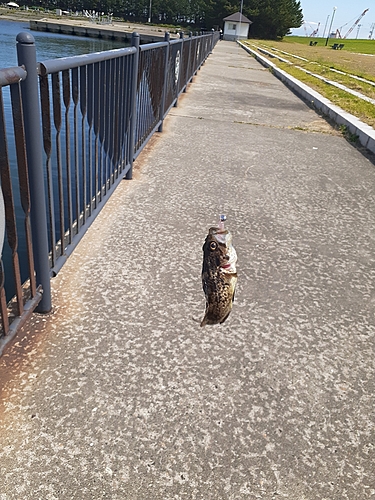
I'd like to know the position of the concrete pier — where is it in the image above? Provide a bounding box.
[0,41,374,499]
[30,19,176,43]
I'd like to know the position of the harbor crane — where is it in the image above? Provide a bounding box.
[309,22,320,37]
[339,9,369,39]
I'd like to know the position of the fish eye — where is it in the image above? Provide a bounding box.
[210,241,217,250]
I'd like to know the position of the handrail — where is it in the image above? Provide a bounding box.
[38,46,137,76]
[0,66,27,86]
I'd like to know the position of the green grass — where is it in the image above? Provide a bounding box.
[277,62,375,127]
[284,36,375,54]
[244,37,375,128]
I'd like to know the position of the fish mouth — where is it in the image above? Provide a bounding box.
[211,229,231,247]
[208,227,237,272]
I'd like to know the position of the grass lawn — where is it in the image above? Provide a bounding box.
[285,36,375,55]
[243,37,375,128]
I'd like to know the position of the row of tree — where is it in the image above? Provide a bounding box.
[22,0,303,39]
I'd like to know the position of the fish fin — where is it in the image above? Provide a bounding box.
[192,316,205,326]
[219,311,231,324]
[202,276,209,296]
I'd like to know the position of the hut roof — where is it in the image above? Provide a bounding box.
[223,12,252,24]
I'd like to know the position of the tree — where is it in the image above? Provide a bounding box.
[244,0,303,39]
[34,0,302,38]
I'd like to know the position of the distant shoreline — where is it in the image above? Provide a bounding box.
[0,10,178,38]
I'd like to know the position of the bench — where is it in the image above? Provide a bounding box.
[309,41,318,46]
[332,43,344,50]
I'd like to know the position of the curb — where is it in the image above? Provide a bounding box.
[239,42,375,155]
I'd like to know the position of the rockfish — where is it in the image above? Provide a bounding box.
[200,226,237,326]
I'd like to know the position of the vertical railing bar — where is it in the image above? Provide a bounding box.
[176,33,183,101]
[185,35,192,91]
[102,59,108,199]
[99,59,104,200]
[98,59,105,200]
[137,54,144,152]
[112,56,119,183]
[116,55,124,178]
[104,58,111,195]
[0,260,9,335]
[87,63,94,217]
[159,33,170,132]
[39,73,56,268]
[72,66,80,234]
[51,72,65,257]
[127,32,140,180]
[93,61,100,208]
[9,81,37,298]
[139,60,145,151]
[79,65,87,225]
[0,89,23,316]
[135,52,141,153]
[146,50,152,137]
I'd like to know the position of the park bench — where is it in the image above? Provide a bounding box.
[309,41,318,46]
[332,43,344,50]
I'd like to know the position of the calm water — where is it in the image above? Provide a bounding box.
[0,19,127,300]
[0,18,127,68]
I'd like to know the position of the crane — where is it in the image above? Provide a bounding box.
[342,9,369,39]
[309,22,320,37]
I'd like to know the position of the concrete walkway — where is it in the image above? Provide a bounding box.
[0,41,374,499]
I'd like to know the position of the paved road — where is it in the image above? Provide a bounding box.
[0,41,374,499]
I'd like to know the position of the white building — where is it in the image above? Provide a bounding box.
[223,12,252,41]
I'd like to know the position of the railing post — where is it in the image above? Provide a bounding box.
[16,32,51,313]
[184,32,192,92]
[158,32,170,133]
[126,32,140,180]
[174,31,183,106]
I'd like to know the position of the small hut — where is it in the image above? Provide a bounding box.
[223,12,252,41]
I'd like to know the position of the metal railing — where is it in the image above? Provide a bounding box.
[0,29,220,354]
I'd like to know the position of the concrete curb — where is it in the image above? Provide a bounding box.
[239,42,375,155]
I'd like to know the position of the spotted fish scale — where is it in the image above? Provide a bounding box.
[200,226,237,326]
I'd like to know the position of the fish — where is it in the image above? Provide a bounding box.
[200,225,238,326]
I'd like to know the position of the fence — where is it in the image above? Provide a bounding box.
[0,29,220,355]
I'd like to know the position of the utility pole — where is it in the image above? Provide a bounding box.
[325,6,337,46]
[237,0,244,40]
[322,14,330,38]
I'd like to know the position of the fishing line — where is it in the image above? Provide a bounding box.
[218,159,228,230]
[218,0,245,230]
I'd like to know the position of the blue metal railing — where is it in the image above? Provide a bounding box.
[0,29,220,353]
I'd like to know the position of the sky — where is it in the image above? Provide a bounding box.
[290,0,374,39]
